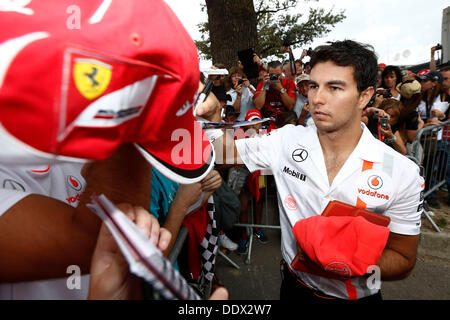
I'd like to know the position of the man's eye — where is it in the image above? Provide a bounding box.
[331,86,342,91]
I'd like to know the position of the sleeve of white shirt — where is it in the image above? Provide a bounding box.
[243,85,255,103]
[235,126,286,172]
[431,100,449,114]
[384,162,424,236]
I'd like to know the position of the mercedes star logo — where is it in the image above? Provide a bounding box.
[292,148,308,162]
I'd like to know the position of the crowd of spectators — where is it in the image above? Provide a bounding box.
[209,44,450,215]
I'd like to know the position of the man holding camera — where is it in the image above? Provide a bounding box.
[253,61,296,119]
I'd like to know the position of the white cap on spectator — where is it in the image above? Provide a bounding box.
[295,73,310,85]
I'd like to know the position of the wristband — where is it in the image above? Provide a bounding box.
[384,136,397,144]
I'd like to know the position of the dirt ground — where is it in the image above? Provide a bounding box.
[421,189,450,233]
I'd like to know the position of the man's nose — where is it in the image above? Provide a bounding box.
[310,87,325,105]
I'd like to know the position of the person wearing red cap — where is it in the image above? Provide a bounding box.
[0,0,223,300]
[197,40,424,301]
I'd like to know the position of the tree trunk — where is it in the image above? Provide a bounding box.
[205,0,258,71]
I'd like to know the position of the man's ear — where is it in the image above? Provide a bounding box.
[358,86,375,110]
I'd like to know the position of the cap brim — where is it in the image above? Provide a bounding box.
[135,138,215,185]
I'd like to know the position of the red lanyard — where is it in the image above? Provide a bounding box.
[377,122,385,142]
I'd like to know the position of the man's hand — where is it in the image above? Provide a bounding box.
[209,287,229,300]
[196,82,222,122]
[300,49,308,60]
[366,107,389,120]
[201,170,222,193]
[88,203,171,300]
[235,83,243,96]
[425,117,442,126]
[301,102,310,115]
[253,53,262,67]
[271,79,283,92]
[175,182,203,212]
[88,202,229,300]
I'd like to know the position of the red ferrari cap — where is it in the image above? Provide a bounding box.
[292,215,390,277]
[245,109,262,121]
[0,0,214,184]
[417,69,431,77]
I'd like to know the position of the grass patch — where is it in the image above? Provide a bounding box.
[436,217,448,228]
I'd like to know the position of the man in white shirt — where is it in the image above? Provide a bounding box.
[197,40,423,300]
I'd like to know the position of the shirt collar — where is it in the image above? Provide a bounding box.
[353,123,384,163]
[306,122,384,164]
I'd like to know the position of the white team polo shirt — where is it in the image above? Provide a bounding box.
[0,162,89,299]
[236,123,424,299]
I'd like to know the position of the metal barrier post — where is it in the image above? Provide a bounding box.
[234,174,281,264]
[410,120,450,232]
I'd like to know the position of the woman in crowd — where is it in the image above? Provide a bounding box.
[417,70,448,124]
[226,66,257,122]
[364,99,407,155]
[380,65,403,101]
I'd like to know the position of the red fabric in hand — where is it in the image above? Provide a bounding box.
[292,215,390,277]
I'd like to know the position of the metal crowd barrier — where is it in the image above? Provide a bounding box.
[234,174,281,264]
[409,119,450,232]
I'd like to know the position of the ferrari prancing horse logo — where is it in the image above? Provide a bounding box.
[73,58,112,100]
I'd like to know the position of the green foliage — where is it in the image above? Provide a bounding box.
[436,217,448,228]
[195,0,346,61]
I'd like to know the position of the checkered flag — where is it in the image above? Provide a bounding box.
[199,196,218,283]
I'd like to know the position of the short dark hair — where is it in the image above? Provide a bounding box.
[440,65,450,73]
[309,40,378,93]
[268,60,282,70]
[382,65,402,87]
[276,111,298,128]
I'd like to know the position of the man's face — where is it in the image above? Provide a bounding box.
[268,66,282,85]
[296,80,309,97]
[441,70,450,91]
[308,61,372,134]
[282,64,295,81]
[420,79,434,92]
[295,62,303,75]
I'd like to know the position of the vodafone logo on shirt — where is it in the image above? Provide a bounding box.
[356,170,392,206]
[367,175,383,190]
[284,194,298,211]
[66,175,83,204]
[67,175,82,191]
